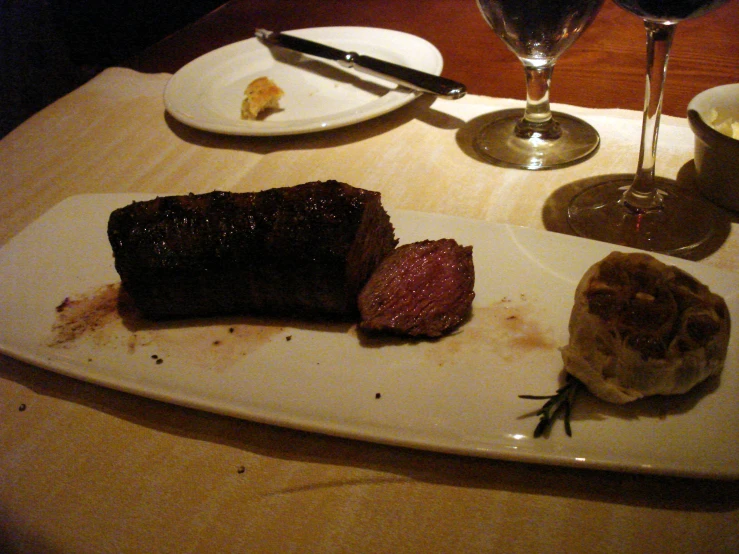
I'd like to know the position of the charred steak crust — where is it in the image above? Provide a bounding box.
[107,181,398,319]
[358,239,475,337]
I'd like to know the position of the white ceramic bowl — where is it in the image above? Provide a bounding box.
[687,83,739,212]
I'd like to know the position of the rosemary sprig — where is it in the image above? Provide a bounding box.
[520,374,583,437]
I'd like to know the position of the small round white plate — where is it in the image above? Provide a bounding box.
[163,26,444,136]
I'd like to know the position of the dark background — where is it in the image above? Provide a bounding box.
[0,0,225,138]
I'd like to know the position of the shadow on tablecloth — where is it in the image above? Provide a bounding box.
[541,163,734,262]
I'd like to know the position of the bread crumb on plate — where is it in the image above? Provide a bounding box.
[241,77,284,120]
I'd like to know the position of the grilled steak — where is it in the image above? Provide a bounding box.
[358,239,475,337]
[108,181,398,320]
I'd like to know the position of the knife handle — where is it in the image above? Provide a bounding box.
[353,54,466,100]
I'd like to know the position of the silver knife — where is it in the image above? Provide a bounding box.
[255,29,466,100]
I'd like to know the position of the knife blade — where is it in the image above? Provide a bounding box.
[255,29,466,100]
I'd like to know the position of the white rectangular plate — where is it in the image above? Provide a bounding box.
[1,194,738,479]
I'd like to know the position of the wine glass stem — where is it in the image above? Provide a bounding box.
[515,64,562,140]
[622,21,676,213]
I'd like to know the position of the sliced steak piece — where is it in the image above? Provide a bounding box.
[108,181,398,320]
[358,239,475,337]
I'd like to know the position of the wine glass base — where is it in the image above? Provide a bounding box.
[567,177,717,255]
[474,109,600,170]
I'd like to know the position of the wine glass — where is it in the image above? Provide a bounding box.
[567,0,731,255]
[475,0,604,170]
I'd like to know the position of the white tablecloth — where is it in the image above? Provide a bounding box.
[1,68,737,554]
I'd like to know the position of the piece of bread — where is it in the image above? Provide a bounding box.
[241,77,284,120]
[561,252,730,404]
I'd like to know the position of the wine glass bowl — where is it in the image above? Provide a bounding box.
[475,0,605,170]
[609,0,730,23]
[566,0,731,255]
[477,0,603,60]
